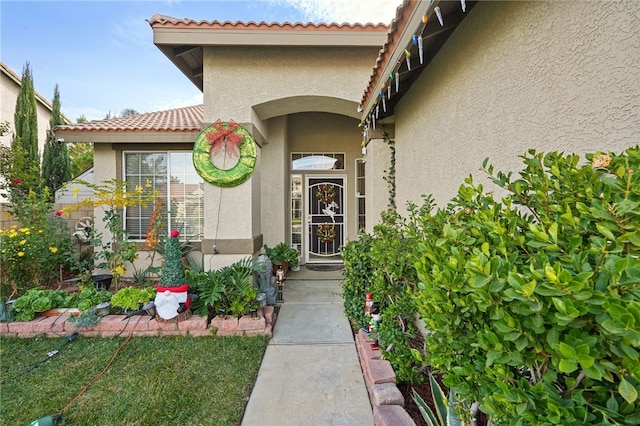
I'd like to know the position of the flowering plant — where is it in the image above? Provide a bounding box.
[0,221,76,299]
[316,223,336,243]
[315,184,336,205]
[61,179,158,289]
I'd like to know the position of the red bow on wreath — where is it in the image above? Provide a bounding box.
[206,119,244,158]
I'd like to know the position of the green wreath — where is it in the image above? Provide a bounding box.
[193,120,257,188]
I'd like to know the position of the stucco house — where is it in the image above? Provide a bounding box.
[54,0,639,274]
[1,61,71,208]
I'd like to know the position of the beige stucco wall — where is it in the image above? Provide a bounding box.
[202,45,379,124]
[202,44,379,255]
[0,70,53,154]
[386,0,639,217]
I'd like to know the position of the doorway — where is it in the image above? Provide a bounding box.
[305,176,345,263]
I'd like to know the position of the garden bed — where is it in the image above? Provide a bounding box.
[0,306,276,338]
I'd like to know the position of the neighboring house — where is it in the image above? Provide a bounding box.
[1,61,72,229]
[54,0,639,273]
[0,61,71,159]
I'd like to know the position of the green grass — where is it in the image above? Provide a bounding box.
[0,334,269,425]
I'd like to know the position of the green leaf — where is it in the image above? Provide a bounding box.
[522,280,536,297]
[596,223,616,241]
[559,358,578,373]
[559,342,577,359]
[619,377,638,404]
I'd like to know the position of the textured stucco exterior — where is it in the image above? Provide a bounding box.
[0,66,56,154]
[201,44,380,256]
[383,0,639,216]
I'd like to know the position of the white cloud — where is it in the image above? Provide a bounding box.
[151,92,204,112]
[273,0,399,25]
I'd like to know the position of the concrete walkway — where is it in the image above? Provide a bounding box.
[241,268,374,426]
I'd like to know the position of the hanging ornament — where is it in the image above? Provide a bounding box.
[389,72,394,95]
[380,90,386,112]
[461,0,467,12]
[375,104,379,119]
[422,14,428,24]
[372,111,376,129]
[395,71,400,92]
[404,49,411,71]
[435,6,443,26]
[412,35,418,46]
[418,36,424,64]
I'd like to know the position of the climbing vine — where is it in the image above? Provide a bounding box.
[382,132,396,210]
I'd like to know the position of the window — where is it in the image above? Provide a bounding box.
[291,175,303,255]
[356,159,365,231]
[124,152,204,241]
[291,153,345,170]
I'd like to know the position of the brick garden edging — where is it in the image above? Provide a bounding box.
[0,306,276,338]
[355,330,417,426]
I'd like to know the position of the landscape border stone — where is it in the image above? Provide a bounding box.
[0,306,276,339]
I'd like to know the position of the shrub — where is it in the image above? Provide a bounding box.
[0,188,78,298]
[189,258,263,319]
[410,147,640,424]
[340,232,374,330]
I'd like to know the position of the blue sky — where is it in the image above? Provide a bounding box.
[1,0,398,122]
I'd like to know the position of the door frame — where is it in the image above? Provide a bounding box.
[304,174,347,264]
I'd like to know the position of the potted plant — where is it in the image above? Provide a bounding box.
[263,243,299,273]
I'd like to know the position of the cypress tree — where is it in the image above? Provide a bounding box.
[11,62,40,193]
[12,62,39,165]
[42,85,71,198]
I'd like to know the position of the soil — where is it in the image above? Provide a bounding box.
[347,319,488,426]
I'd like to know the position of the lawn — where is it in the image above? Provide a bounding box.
[0,334,269,425]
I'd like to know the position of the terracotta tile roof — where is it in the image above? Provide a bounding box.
[359,0,417,111]
[147,15,389,31]
[54,105,203,133]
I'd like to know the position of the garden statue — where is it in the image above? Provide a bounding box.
[155,230,192,322]
[257,254,277,304]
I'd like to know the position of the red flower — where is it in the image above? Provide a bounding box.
[55,210,63,217]
[11,179,21,185]
[170,230,180,238]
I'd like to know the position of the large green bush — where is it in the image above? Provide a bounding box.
[410,148,640,424]
[341,210,426,383]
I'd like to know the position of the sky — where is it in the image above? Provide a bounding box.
[1,0,399,122]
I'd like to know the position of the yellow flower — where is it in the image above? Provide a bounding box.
[145,179,152,188]
[135,185,144,194]
[8,231,17,238]
[18,251,25,257]
[19,227,29,233]
[20,239,26,245]
[592,154,611,169]
[112,265,126,276]
[71,186,81,197]
[49,247,59,253]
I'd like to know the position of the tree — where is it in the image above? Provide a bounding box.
[12,62,40,182]
[41,84,71,199]
[68,115,93,177]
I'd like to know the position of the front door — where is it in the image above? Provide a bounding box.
[306,176,345,263]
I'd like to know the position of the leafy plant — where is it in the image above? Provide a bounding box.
[110,287,155,312]
[66,285,112,312]
[263,243,299,269]
[10,288,67,322]
[67,308,102,327]
[0,187,79,298]
[340,233,374,330]
[412,373,462,426]
[10,285,112,322]
[190,257,264,319]
[410,147,640,424]
[60,179,158,289]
